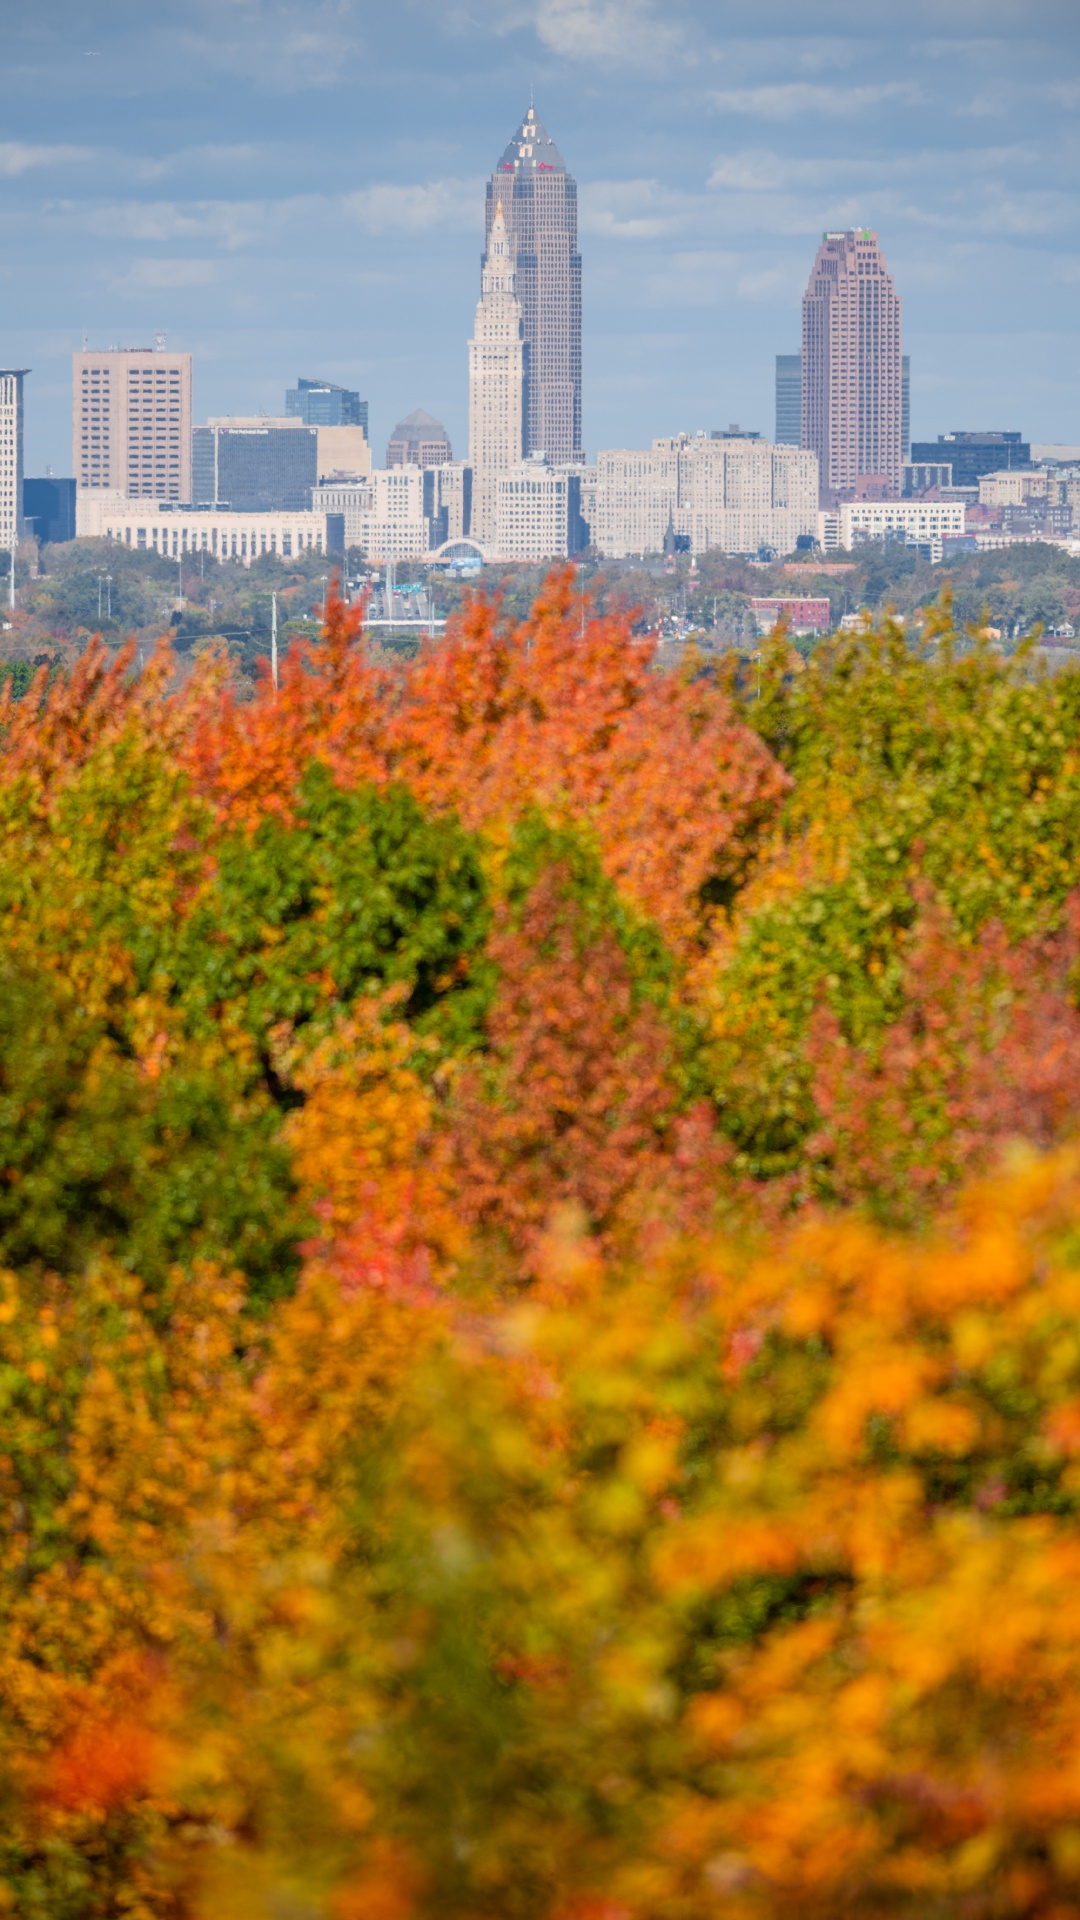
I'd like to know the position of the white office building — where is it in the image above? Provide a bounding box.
[75,490,329,564]
[312,468,431,560]
[491,454,587,562]
[589,434,819,558]
[838,499,967,549]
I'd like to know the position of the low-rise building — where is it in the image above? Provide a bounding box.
[75,489,330,563]
[750,596,832,636]
[839,499,967,549]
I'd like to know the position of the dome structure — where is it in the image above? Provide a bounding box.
[386,410,453,468]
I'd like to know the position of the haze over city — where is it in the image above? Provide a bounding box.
[2,0,1078,474]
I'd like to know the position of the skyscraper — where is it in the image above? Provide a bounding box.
[469,199,527,544]
[801,230,902,502]
[487,105,582,465]
[73,345,192,501]
[0,369,27,557]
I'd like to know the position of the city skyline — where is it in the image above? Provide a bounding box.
[0,1,1077,473]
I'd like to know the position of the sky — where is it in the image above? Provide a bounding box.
[1,0,1078,475]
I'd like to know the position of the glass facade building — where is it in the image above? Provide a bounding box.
[908,432,1031,489]
[192,424,317,511]
[775,354,802,446]
[23,476,76,543]
[286,378,368,437]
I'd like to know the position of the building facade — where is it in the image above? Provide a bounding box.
[75,490,329,564]
[837,499,966,549]
[313,467,432,559]
[491,454,587,562]
[750,596,832,635]
[192,420,317,511]
[73,347,192,501]
[775,354,802,446]
[469,199,527,544]
[385,411,452,470]
[23,476,76,544]
[909,432,1030,489]
[487,105,582,465]
[286,377,368,438]
[590,434,819,558]
[0,369,27,554]
[801,230,903,502]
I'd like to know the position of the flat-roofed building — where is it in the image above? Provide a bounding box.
[491,454,587,561]
[0,369,28,553]
[76,489,329,564]
[314,467,431,559]
[193,419,316,510]
[590,434,818,558]
[750,595,832,635]
[775,354,801,446]
[838,498,966,549]
[74,346,192,501]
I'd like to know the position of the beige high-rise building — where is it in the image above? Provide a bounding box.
[590,434,819,558]
[801,230,902,503]
[0,369,27,555]
[469,200,527,545]
[73,345,192,502]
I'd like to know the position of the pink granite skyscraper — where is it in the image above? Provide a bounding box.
[802,229,902,504]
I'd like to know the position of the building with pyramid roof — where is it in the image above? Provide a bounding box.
[385,409,453,469]
[485,105,582,467]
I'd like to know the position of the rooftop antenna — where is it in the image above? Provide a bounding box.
[82,330,89,352]
[154,330,167,353]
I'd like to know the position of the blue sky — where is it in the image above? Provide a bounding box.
[1,0,1078,474]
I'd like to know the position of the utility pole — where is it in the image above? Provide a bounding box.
[106,576,112,620]
[271,590,279,692]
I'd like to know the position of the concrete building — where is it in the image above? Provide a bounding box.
[488,105,582,465]
[286,377,368,438]
[979,470,1048,509]
[802,230,903,502]
[775,354,802,447]
[313,467,431,560]
[590,434,818,559]
[431,462,473,543]
[193,420,317,511]
[909,432,1030,489]
[75,490,329,563]
[73,346,192,502]
[469,199,527,544]
[23,476,76,544]
[0,369,27,555]
[492,453,587,562]
[386,411,452,470]
[838,499,966,550]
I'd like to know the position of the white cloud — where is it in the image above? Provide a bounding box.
[535,0,679,66]
[342,179,480,233]
[0,142,95,176]
[579,180,690,240]
[711,82,922,118]
[50,197,299,250]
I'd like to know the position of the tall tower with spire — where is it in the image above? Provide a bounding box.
[486,104,582,466]
[468,199,527,544]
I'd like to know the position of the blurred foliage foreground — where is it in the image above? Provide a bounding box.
[7,578,1080,1918]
